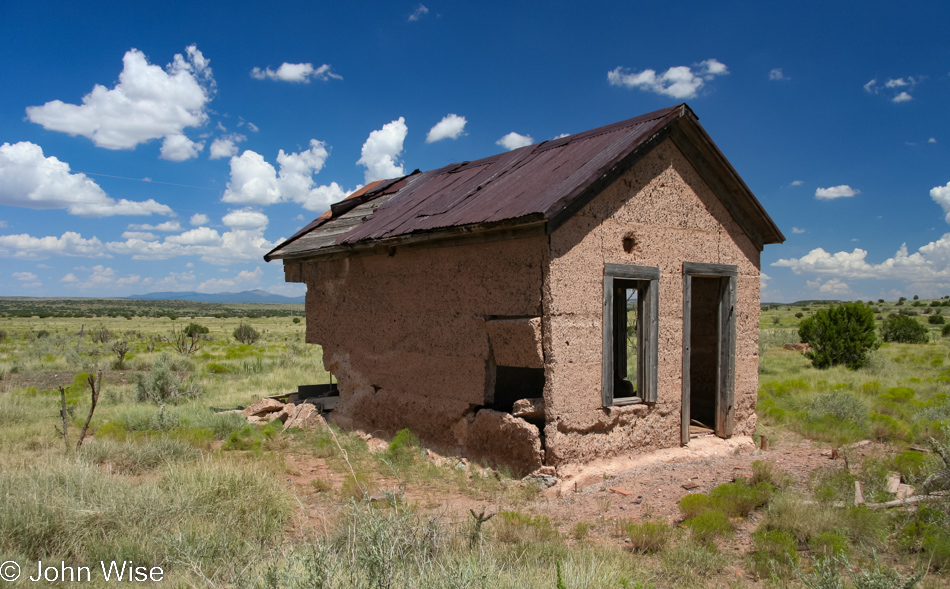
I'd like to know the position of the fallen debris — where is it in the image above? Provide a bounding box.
[243,398,285,418]
[512,397,545,420]
[609,487,633,496]
[885,472,901,494]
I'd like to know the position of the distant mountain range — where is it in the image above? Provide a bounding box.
[126,289,304,304]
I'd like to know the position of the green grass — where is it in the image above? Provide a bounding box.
[2,298,950,585]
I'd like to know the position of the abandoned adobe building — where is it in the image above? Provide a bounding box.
[265,104,785,476]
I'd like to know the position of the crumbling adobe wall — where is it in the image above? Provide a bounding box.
[289,236,548,475]
[542,139,761,465]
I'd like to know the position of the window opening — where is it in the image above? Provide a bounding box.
[602,264,659,406]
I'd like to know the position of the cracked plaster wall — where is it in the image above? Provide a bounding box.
[541,139,761,465]
[290,237,548,475]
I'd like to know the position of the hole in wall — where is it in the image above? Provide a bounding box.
[490,366,545,413]
[622,233,638,254]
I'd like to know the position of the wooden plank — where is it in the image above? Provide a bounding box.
[718,275,737,437]
[644,277,659,403]
[682,262,738,277]
[605,263,661,281]
[602,274,614,407]
[681,272,692,446]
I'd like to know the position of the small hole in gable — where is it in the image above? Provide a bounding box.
[622,234,637,254]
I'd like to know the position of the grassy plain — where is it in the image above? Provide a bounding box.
[0,297,949,587]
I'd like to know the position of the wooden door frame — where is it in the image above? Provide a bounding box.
[681,262,738,445]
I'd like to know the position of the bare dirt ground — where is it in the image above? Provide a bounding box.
[279,430,841,550]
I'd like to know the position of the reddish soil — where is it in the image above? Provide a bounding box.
[279,430,843,548]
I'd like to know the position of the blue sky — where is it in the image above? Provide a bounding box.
[1,1,948,303]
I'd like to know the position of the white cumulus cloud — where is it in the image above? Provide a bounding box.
[0,231,110,260]
[250,63,341,83]
[608,59,728,99]
[160,134,204,161]
[791,227,806,234]
[426,114,467,143]
[772,238,950,286]
[127,221,181,232]
[13,272,38,281]
[496,132,534,151]
[768,68,786,81]
[190,213,209,226]
[357,118,408,183]
[0,141,173,217]
[221,150,281,205]
[815,185,859,200]
[121,231,158,240]
[222,208,269,230]
[864,76,920,103]
[26,45,214,151]
[209,134,246,160]
[197,266,263,292]
[165,227,221,245]
[930,182,950,223]
[222,140,349,212]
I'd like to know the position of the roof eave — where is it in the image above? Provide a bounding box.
[267,215,547,263]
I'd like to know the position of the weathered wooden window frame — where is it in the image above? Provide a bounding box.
[681,262,737,445]
[602,263,659,407]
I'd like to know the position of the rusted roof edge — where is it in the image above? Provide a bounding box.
[263,179,392,262]
[269,215,547,262]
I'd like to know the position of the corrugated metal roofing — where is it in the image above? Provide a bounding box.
[265,104,784,261]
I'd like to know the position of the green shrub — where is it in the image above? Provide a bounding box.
[709,481,773,517]
[661,543,729,581]
[233,323,260,344]
[134,353,202,404]
[495,511,559,544]
[798,302,880,369]
[79,437,200,474]
[339,472,373,500]
[183,322,209,337]
[206,362,234,374]
[687,510,733,545]
[930,315,946,324]
[890,450,937,482]
[625,520,671,553]
[679,492,714,519]
[88,324,113,343]
[384,428,421,466]
[751,529,798,577]
[809,390,868,427]
[869,413,911,442]
[942,324,950,337]
[881,314,929,344]
[813,467,858,504]
[808,531,850,557]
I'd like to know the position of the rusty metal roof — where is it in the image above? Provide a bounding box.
[265,104,784,262]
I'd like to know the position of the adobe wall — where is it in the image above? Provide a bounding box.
[288,236,549,475]
[542,139,761,465]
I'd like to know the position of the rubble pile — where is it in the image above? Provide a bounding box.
[241,398,327,431]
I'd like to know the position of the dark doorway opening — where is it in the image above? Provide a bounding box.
[688,277,720,432]
[681,263,737,445]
